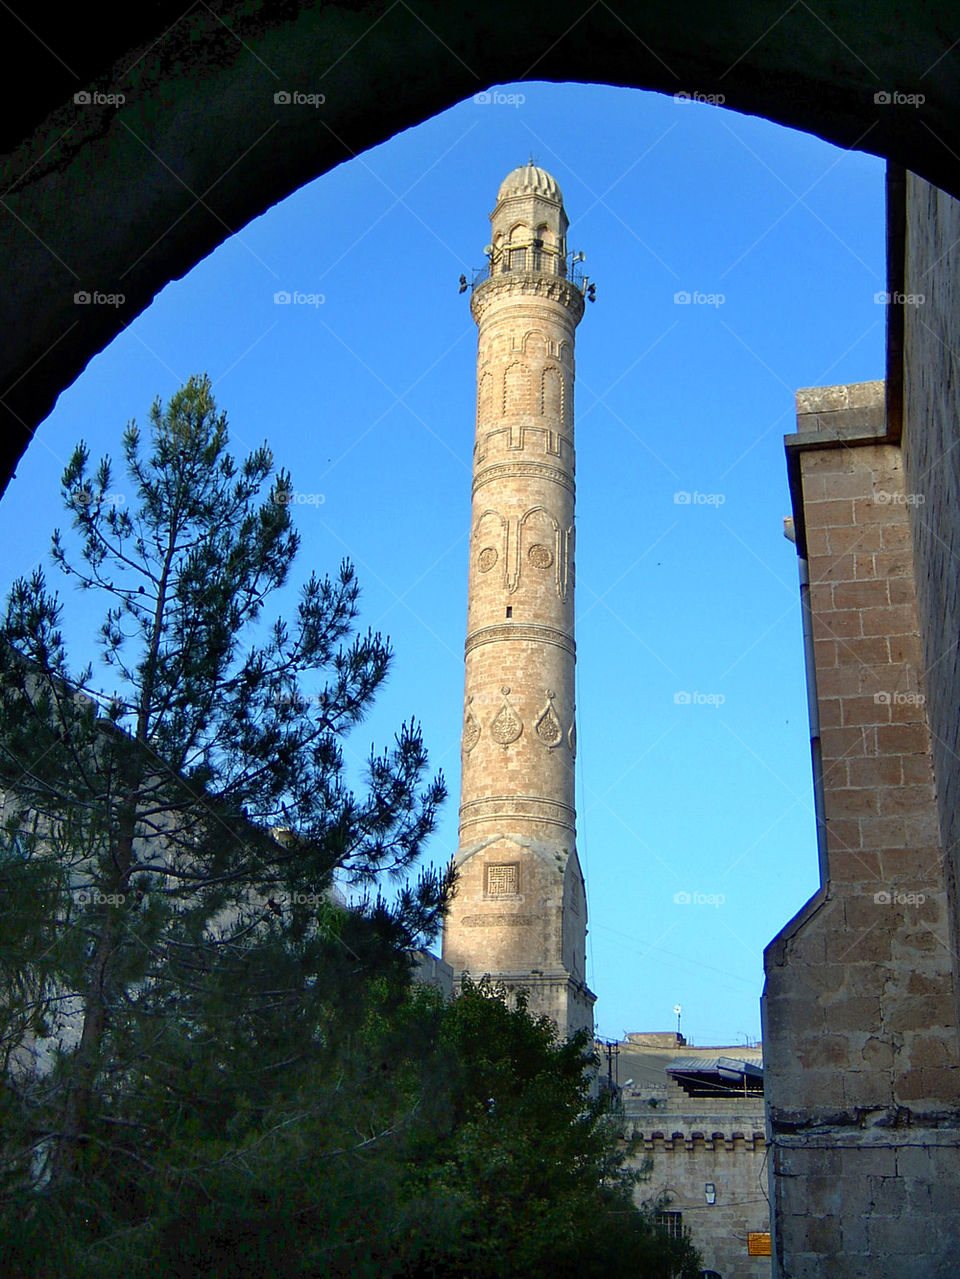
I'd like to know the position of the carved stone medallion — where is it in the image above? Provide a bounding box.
[535,690,563,747]
[462,695,481,753]
[490,685,523,745]
[528,543,554,568]
[478,546,498,573]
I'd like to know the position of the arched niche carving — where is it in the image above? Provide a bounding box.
[503,361,531,416]
[541,365,563,419]
[519,504,568,599]
[474,508,508,584]
[478,370,495,424]
[522,330,549,360]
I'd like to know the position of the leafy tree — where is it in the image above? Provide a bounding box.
[0,375,449,1224]
[386,978,703,1279]
[130,979,701,1279]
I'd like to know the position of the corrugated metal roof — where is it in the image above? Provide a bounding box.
[665,1055,763,1075]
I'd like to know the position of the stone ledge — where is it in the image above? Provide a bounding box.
[769,1107,960,1137]
[795,380,886,418]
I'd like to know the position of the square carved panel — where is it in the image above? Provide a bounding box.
[485,862,519,897]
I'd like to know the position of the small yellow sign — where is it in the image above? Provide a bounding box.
[748,1233,772,1256]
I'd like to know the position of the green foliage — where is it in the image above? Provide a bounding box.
[0,374,448,1203]
[0,378,699,1279]
[1,979,699,1279]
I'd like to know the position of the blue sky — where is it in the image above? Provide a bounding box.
[0,82,885,1045]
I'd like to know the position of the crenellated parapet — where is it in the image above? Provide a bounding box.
[637,1129,767,1153]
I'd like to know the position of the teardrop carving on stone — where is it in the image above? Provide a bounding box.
[568,718,577,758]
[535,689,563,748]
[490,685,523,746]
[462,696,481,753]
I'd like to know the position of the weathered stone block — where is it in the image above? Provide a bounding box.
[829,850,881,881]
[841,695,890,727]
[875,723,929,756]
[847,756,902,787]
[860,1035,895,1069]
[833,580,890,610]
[815,608,863,639]
[879,785,936,815]
[887,994,956,1033]
[868,1214,925,1254]
[825,818,863,852]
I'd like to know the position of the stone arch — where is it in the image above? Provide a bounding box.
[522,330,549,360]
[3,6,960,493]
[474,508,508,583]
[519,504,566,598]
[506,223,529,272]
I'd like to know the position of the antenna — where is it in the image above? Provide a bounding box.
[674,1004,683,1037]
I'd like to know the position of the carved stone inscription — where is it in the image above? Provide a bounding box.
[485,862,519,896]
[490,686,523,745]
[462,914,534,927]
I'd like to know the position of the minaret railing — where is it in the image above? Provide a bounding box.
[470,259,586,292]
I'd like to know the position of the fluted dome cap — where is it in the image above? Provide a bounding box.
[497,164,563,205]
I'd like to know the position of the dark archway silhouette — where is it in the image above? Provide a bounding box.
[2,0,958,493]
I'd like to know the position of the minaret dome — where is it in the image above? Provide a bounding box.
[496,164,564,205]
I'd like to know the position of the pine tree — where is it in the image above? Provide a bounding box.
[0,375,449,1224]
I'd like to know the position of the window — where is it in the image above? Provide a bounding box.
[509,247,526,271]
[655,1211,683,1239]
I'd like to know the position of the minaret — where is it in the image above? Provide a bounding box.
[442,164,595,1038]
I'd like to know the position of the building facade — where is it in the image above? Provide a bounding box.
[763,169,960,1276]
[615,1032,769,1279]
[441,165,594,1038]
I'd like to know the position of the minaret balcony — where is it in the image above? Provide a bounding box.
[471,257,585,293]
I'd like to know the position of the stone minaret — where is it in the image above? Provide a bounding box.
[442,164,595,1038]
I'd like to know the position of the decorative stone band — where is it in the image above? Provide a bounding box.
[475,427,574,466]
[470,273,586,324]
[458,793,576,833]
[461,914,535,927]
[465,622,575,658]
[473,460,575,497]
[449,967,597,1007]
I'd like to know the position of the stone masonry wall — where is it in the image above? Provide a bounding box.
[901,172,960,1029]
[763,382,960,1278]
[626,1125,769,1279]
